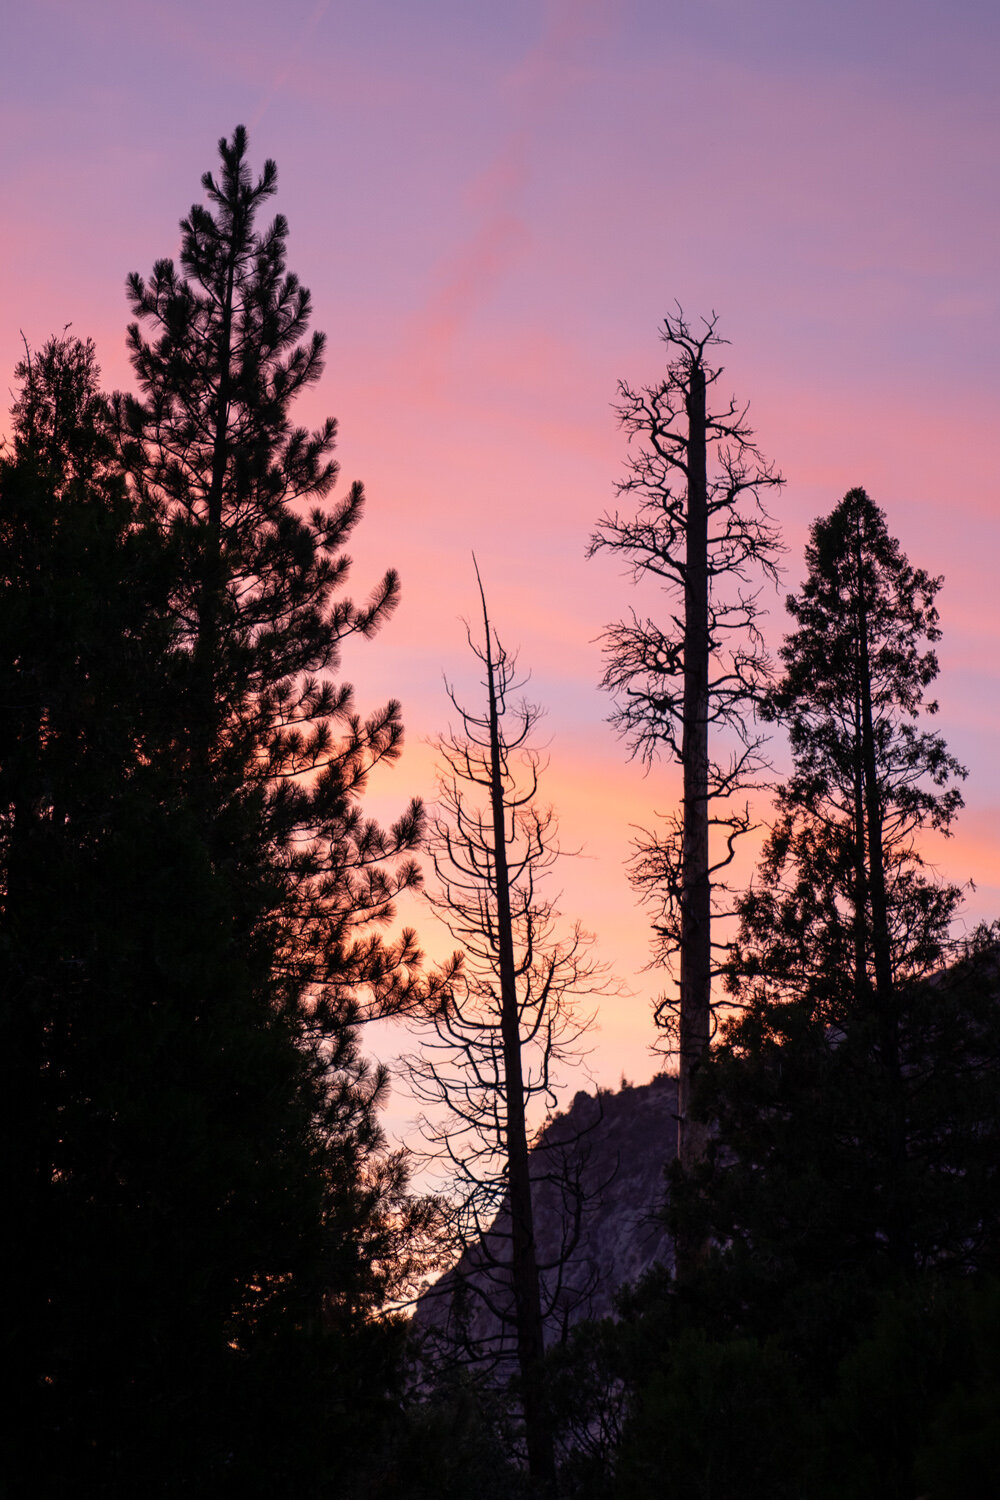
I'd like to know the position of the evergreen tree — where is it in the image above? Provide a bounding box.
[737,487,965,1016]
[613,494,1000,1498]
[0,332,193,1487]
[117,123,425,1019]
[107,125,440,1489]
[2,129,438,1496]
[674,490,996,1314]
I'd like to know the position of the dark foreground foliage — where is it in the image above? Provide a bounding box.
[610,1265,1000,1500]
[1,131,430,1497]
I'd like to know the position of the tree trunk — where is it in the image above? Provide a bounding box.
[856,596,894,1021]
[191,229,238,835]
[853,683,868,1007]
[481,597,556,1495]
[677,359,712,1181]
[854,516,909,1267]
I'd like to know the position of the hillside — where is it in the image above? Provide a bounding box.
[413,1074,677,1365]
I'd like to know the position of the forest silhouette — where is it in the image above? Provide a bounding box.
[2,127,998,1499]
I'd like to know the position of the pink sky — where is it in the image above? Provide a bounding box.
[3,0,998,1138]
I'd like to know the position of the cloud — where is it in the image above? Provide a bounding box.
[249,0,332,127]
[400,0,621,390]
[408,183,531,376]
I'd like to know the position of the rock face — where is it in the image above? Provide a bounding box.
[413,1074,677,1364]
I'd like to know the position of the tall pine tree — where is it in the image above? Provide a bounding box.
[617,492,1000,1499]
[675,490,999,1318]
[1,128,439,1497]
[109,125,441,1491]
[117,124,425,1018]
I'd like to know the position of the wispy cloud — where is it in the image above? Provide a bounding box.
[250,0,332,127]
[407,138,531,378]
[400,0,620,391]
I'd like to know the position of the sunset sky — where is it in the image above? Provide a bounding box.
[3,0,998,1139]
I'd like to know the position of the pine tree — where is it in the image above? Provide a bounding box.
[116,125,464,1486]
[739,487,965,1013]
[1,130,439,1495]
[0,331,192,1487]
[117,123,425,1019]
[674,490,998,1318]
[106,125,443,1490]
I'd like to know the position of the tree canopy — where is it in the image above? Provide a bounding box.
[2,132,435,1497]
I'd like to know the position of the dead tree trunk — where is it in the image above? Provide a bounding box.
[481,587,557,1496]
[411,565,612,1493]
[677,361,712,1174]
[589,311,783,1208]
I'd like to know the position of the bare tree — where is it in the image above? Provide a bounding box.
[589,310,783,1177]
[408,565,607,1496]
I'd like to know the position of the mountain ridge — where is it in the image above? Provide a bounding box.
[413,1073,677,1364]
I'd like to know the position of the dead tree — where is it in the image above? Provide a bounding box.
[408,565,607,1496]
[589,310,783,1178]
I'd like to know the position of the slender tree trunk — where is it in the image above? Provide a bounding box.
[853,685,868,1007]
[481,594,556,1495]
[191,233,238,833]
[677,360,712,1181]
[856,601,894,1021]
[854,519,909,1266]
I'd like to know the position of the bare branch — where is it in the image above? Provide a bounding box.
[405,576,617,1483]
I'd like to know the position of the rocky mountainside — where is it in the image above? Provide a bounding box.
[413,1074,677,1364]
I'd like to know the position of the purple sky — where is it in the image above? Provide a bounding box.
[3,0,998,1134]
